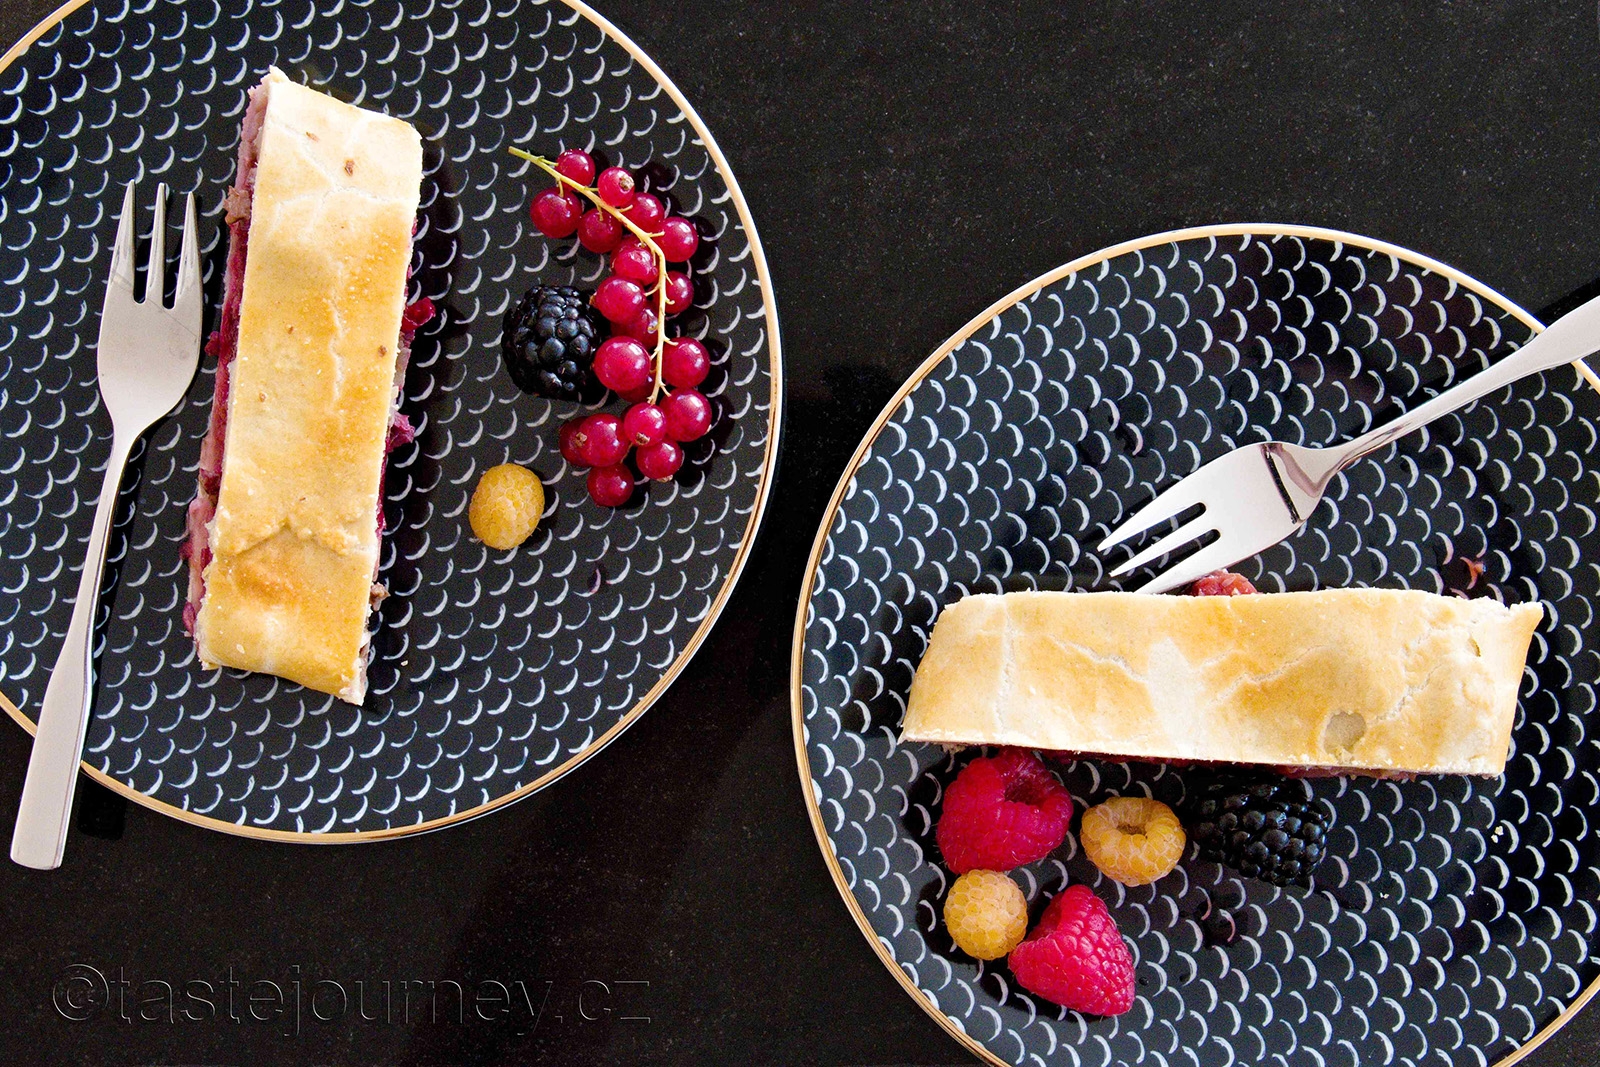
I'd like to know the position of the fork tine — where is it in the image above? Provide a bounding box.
[107,181,138,292]
[173,191,202,334]
[175,191,200,295]
[144,182,168,306]
[1097,479,1207,554]
[1107,514,1214,579]
[1134,536,1248,594]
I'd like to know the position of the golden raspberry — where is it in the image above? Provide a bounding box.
[943,869,1028,960]
[468,463,545,550]
[1080,797,1186,886]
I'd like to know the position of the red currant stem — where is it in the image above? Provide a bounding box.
[510,146,669,398]
[649,248,668,402]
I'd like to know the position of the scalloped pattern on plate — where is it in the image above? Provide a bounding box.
[799,231,1600,1066]
[0,0,776,834]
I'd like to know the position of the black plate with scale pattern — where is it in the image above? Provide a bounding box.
[792,226,1600,1067]
[0,0,781,838]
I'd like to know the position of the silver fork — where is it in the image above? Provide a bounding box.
[10,182,202,869]
[1098,291,1600,593]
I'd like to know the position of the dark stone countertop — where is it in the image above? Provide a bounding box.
[1,1,1598,1064]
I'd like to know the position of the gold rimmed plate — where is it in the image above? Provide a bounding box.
[0,0,781,839]
[792,225,1600,1066]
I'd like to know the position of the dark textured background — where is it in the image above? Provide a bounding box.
[2,1,1599,1064]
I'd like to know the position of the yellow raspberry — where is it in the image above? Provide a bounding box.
[943,869,1028,960]
[468,464,545,550]
[1080,796,1186,886]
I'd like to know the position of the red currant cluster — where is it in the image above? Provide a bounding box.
[559,376,713,505]
[517,146,716,507]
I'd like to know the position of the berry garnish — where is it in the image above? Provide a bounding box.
[662,271,694,314]
[587,464,634,507]
[1184,776,1331,887]
[1079,797,1186,886]
[1008,885,1135,1016]
[573,413,629,469]
[662,337,710,389]
[662,389,713,442]
[621,402,668,448]
[1192,570,1258,595]
[611,237,659,286]
[559,418,590,468]
[593,336,653,395]
[554,148,596,186]
[501,286,604,401]
[936,748,1073,873]
[510,145,734,501]
[658,217,699,261]
[469,464,545,550]
[593,276,645,323]
[596,166,636,208]
[636,440,684,481]
[943,870,1028,961]
[511,148,706,408]
[577,209,623,254]
[530,187,582,238]
[623,191,665,232]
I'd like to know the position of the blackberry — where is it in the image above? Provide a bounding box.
[1184,776,1331,887]
[502,285,605,401]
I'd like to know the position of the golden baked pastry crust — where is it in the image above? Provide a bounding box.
[901,590,1543,776]
[194,70,422,703]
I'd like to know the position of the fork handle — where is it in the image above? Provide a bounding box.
[1330,291,1600,471]
[11,433,132,869]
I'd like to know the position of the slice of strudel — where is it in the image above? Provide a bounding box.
[901,589,1542,777]
[181,68,427,704]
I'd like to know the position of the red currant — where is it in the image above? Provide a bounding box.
[587,464,634,507]
[530,187,582,238]
[574,413,629,468]
[577,209,623,254]
[554,149,596,186]
[592,276,645,323]
[622,402,668,448]
[611,237,659,286]
[593,336,653,394]
[658,217,699,262]
[623,192,665,232]
[636,440,684,481]
[597,167,636,209]
[662,271,694,314]
[620,305,659,347]
[559,418,590,467]
[662,337,710,389]
[618,385,652,405]
[662,389,713,442]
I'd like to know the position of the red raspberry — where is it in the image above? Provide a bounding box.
[936,749,1073,873]
[1008,885,1135,1015]
[1190,569,1257,596]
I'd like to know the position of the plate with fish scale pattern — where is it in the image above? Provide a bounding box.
[0,0,780,838]
[792,225,1600,1067]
